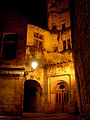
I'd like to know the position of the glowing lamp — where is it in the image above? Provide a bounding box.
[31,61,38,69]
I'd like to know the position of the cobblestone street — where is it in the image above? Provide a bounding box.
[0,113,80,120]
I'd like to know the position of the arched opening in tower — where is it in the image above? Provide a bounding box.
[23,80,42,112]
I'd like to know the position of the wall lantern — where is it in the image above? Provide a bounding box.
[31,61,38,69]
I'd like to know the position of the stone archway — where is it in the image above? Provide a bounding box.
[23,80,42,112]
[55,81,69,113]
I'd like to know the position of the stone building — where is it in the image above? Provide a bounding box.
[0,10,27,115]
[25,23,77,113]
[0,0,88,117]
[70,0,90,119]
[24,0,77,113]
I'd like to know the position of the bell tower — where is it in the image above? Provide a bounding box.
[47,0,60,32]
[47,0,72,52]
[47,0,71,33]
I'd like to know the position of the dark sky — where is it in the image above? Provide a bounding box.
[0,0,47,29]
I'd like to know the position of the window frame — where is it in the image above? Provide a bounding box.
[62,23,65,30]
[63,39,71,51]
[63,40,66,51]
[67,39,71,50]
[2,32,18,60]
[34,32,43,50]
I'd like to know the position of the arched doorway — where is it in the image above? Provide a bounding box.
[23,80,42,112]
[55,81,69,113]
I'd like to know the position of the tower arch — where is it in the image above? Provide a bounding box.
[23,80,43,112]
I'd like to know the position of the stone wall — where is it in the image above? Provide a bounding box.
[70,0,90,119]
[0,10,26,115]
[0,75,24,115]
[0,10,26,66]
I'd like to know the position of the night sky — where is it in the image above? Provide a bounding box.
[0,0,47,29]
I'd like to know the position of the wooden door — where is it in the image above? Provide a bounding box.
[63,91,68,112]
[55,92,62,112]
[55,91,68,112]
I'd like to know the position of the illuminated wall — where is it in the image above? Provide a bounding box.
[47,0,70,31]
[25,0,79,113]
[26,23,77,113]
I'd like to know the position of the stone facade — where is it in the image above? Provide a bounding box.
[0,10,27,115]
[25,23,77,113]
[47,0,70,31]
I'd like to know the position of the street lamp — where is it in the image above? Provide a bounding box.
[31,61,38,69]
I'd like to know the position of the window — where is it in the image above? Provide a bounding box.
[35,40,43,50]
[35,39,38,48]
[50,3,56,8]
[34,32,38,38]
[57,0,65,3]
[63,39,71,51]
[34,32,43,49]
[2,33,18,60]
[52,26,56,30]
[62,23,65,30]
[67,39,71,50]
[60,84,65,89]
[60,7,64,12]
[63,40,66,51]
[38,34,43,40]
[39,41,42,49]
